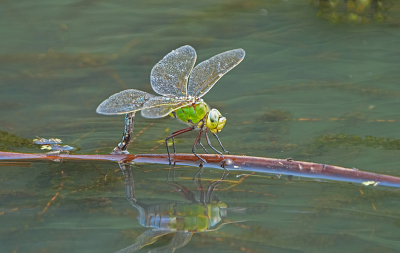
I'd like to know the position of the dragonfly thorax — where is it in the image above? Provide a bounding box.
[173,101,226,133]
[174,101,210,126]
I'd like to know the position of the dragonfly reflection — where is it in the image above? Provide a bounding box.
[116,163,243,253]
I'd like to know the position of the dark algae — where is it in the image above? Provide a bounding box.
[311,0,394,23]
[302,134,400,157]
[0,130,36,151]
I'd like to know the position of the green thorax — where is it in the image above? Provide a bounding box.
[175,101,209,125]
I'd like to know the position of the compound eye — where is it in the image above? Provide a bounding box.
[209,109,220,124]
[207,109,226,133]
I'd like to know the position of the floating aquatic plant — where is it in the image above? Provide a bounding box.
[0,130,36,151]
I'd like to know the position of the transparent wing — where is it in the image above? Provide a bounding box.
[96,89,155,115]
[141,96,192,119]
[148,232,193,253]
[150,45,197,98]
[188,48,245,98]
[114,228,171,253]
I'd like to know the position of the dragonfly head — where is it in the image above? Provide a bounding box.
[206,109,226,134]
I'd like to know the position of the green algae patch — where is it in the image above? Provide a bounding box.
[0,130,36,151]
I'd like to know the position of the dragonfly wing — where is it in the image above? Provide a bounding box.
[150,45,197,98]
[96,89,155,115]
[188,48,245,98]
[141,96,192,119]
[148,232,193,253]
[114,228,171,253]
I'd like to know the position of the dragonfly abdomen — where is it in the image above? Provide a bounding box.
[138,202,223,232]
[175,101,209,125]
[168,203,211,232]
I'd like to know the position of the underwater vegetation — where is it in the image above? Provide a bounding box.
[245,107,400,156]
[238,106,400,155]
[0,130,79,153]
[257,109,294,122]
[255,109,294,145]
[311,0,394,23]
[302,133,400,156]
[316,134,400,150]
[0,130,36,151]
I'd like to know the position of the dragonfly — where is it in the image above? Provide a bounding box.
[96,45,245,164]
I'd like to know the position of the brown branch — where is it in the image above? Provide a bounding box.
[1,151,400,188]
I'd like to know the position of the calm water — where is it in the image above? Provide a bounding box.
[1,0,400,252]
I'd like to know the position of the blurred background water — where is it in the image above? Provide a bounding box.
[1,0,400,252]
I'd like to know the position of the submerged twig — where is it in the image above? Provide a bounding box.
[1,151,400,188]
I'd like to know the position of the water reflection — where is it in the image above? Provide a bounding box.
[117,162,242,253]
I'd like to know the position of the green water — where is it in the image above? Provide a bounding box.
[2,0,400,252]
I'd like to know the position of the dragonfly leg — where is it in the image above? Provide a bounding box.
[199,140,209,154]
[192,130,207,164]
[166,166,176,183]
[212,132,229,154]
[167,168,196,202]
[112,112,135,155]
[193,163,204,180]
[193,164,205,204]
[119,162,137,204]
[165,126,195,165]
[172,137,176,154]
[119,162,150,223]
[206,165,229,203]
[204,129,223,155]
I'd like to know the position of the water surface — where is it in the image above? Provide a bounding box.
[1,0,400,252]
